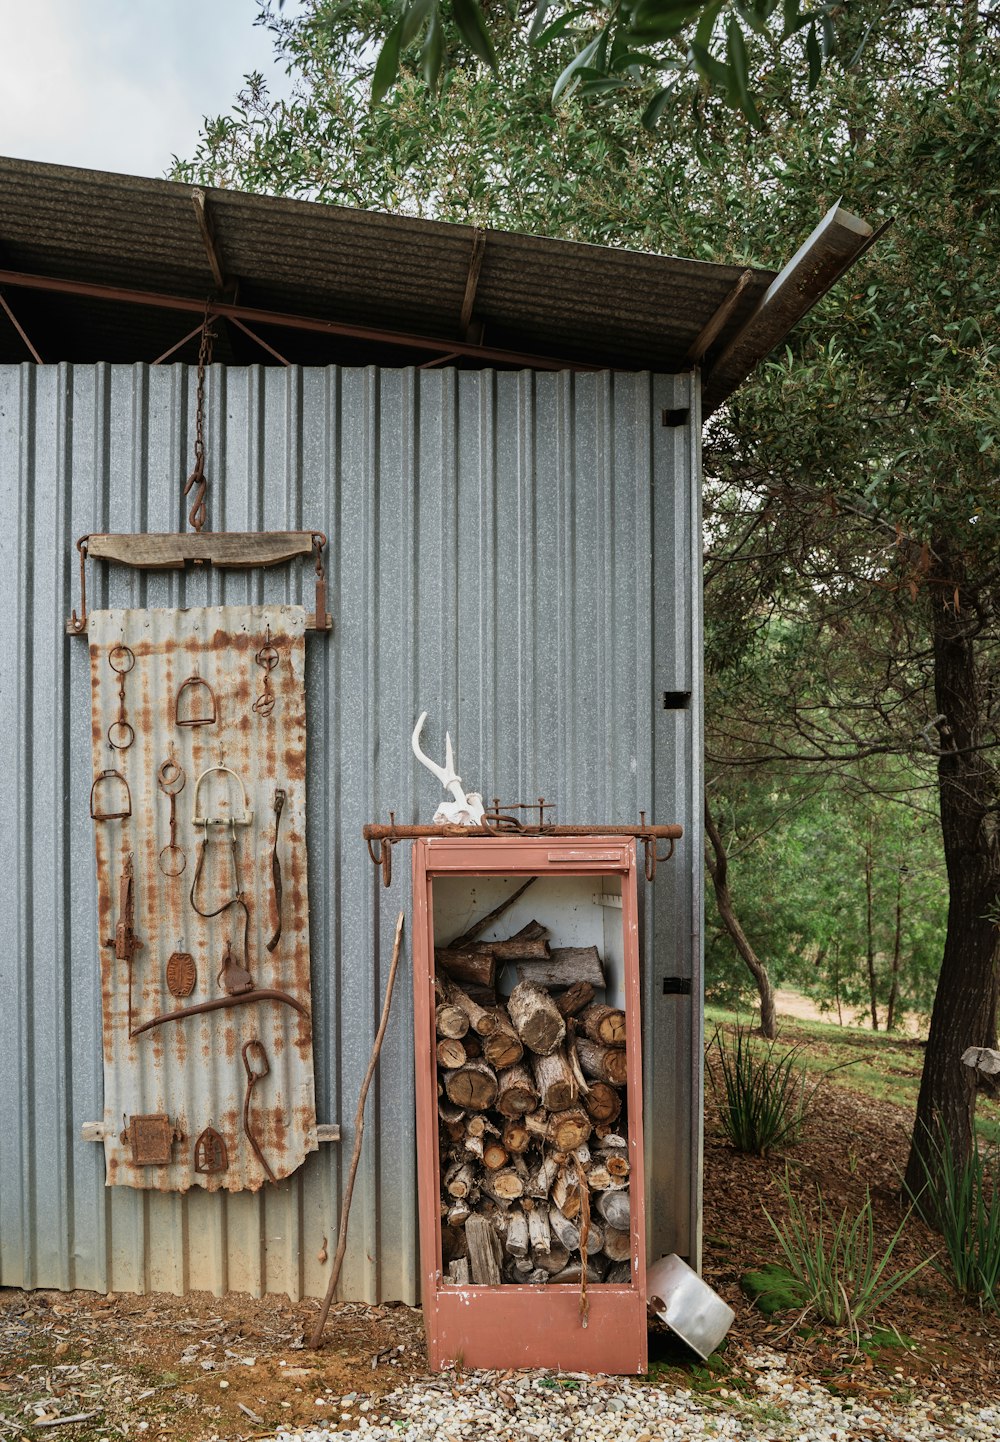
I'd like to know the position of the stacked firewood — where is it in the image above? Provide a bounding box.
[436,918,632,1287]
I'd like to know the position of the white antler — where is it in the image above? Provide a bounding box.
[411,711,485,826]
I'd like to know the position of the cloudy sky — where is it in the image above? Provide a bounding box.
[0,0,298,179]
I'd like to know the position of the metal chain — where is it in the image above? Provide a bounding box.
[182,304,216,533]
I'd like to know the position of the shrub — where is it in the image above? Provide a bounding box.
[763,1175,931,1343]
[709,1023,816,1156]
[908,1129,1000,1312]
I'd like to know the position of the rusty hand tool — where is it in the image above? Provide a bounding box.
[242,1039,277,1184]
[266,788,285,953]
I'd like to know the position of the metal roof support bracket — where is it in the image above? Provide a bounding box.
[0,287,43,363]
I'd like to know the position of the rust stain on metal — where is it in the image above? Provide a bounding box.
[88,604,318,1194]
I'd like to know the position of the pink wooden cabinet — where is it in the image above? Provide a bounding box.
[412,835,648,1373]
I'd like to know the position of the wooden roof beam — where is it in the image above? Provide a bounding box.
[702,202,880,416]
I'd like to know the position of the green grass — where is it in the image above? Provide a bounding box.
[705,1005,1000,1146]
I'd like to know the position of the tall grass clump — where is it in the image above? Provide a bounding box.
[709,1023,816,1155]
[764,1176,931,1343]
[908,1129,1000,1312]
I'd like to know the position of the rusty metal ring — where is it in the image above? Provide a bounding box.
[158,844,187,878]
[252,692,276,716]
[108,644,135,674]
[255,643,279,672]
[157,758,186,795]
[108,720,135,751]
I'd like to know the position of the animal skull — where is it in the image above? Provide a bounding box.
[411,712,485,826]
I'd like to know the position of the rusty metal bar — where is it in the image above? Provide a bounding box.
[363,823,683,841]
[226,314,293,367]
[151,319,206,366]
[0,288,43,363]
[0,266,600,373]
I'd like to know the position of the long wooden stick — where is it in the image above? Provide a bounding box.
[308,911,405,1349]
[447,876,536,950]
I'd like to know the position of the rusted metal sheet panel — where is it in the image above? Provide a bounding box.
[0,361,700,1301]
[87,604,317,1193]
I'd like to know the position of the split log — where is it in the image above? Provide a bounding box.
[436,1003,470,1039]
[502,1117,531,1154]
[437,947,497,990]
[524,1109,550,1140]
[447,877,537,950]
[507,981,565,1056]
[551,1166,581,1220]
[565,1034,591,1097]
[447,1257,470,1285]
[516,946,605,990]
[463,1132,484,1162]
[549,1261,603,1284]
[549,1209,580,1252]
[447,1201,471,1227]
[483,1139,510,1172]
[505,1210,530,1258]
[602,1226,632,1263]
[495,1064,539,1118]
[530,1239,571,1274]
[466,1215,503,1285]
[443,1058,499,1112]
[595,1188,630,1231]
[586,1163,614,1190]
[482,1167,524,1203]
[585,1221,604,1255]
[528,1154,560,1199]
[438,1099,466,1142]
[554,981,596,1018]
[547,1108,592,1153]
[596,1148,630,1181]
[437,1037,467,1070]
[605,1261,632,1284]
[575,1036,628,1087]
[481,1010,525,1070]
[446,984,501,1038]
[579,1003,626,1048]
[445,1160,476,1199]
[465,1114,497,1138]
[442,1224,468,1264]
[527,1206,551,1257]
[583,1082,622,1126]
[531,1048,578,1112]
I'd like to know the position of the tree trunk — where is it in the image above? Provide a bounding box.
[904,551,1000,1208]
[864,828,880,1030]
[704,798,777,1038]
[886,865,904,1032]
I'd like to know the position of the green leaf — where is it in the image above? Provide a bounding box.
[641,82,676,129]
[401,0,434,48]
[451,0,498,70]
[695,0,725,50]
[690,39,730,90]
[578,76,631,94]
[371,18,405,105]
[806,22,821,90]
[629,0,703,39]
[527,0,552,45]
[552,33,603,102]
[531,8,586,48]
[726,16,764,126]
[420,9,445,87]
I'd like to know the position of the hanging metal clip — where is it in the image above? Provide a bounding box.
[366,813,395,888]
[312,532,330,631]
[69,536,90,634]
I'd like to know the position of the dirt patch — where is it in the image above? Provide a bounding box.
[2,1019,999,1437]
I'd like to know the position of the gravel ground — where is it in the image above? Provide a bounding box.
[275,1348,1000,1442]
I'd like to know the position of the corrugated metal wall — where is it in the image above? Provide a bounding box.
[0,362,702,1302]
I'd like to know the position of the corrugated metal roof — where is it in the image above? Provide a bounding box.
[0,156,774,378]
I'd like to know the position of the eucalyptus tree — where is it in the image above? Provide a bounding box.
[176,0,1000,1205]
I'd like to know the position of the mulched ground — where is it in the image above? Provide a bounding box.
[2,1036,998,1440]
